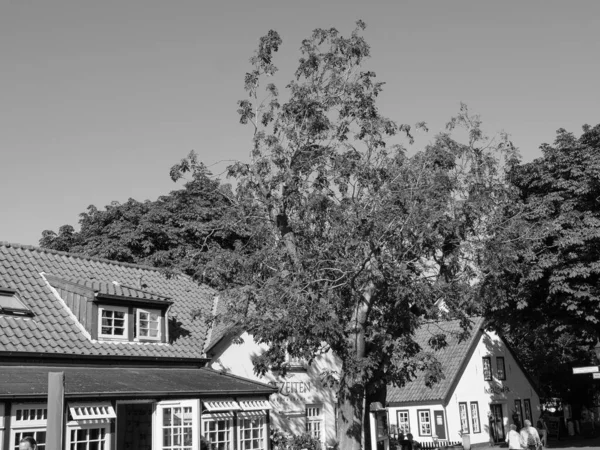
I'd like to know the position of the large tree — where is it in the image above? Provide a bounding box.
[170,22,516,449]
[40,160,245,281]
[482,124,600,400]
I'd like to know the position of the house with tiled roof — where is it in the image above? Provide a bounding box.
[0,242,275,450]
[204,296,341,449]
[386,318,541,448]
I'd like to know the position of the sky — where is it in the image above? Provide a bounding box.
[1,0,599,246]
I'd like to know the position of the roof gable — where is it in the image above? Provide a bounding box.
[0,242,215,361]
[386,317,484,405]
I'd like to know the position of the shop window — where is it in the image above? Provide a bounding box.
[417,410,431,436]
[470,402,481,433]
[202,413,233,449]
[306,405,323,441]
[238,412,267,450]
[98,305,129,340]
[496,357,506,380]
[397,410,410,434]
[136,308,161,341]
[524,399,532,422]
[482,357,492,381]
[10,403,48,450]
[159,403,196,450]
[459,403,469,434]
[67,427,108,450]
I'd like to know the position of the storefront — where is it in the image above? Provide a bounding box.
[0,366,275,450]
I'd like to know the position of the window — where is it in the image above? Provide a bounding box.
[496,357,506,380]
[202,413,232,450]
[397,410,410,434]
[417,410,431,436]
[0,288,33,317]
[68,427,108,450]
[524,399,532,422]
[98,305,128,340]
[515,400,523,427]
[136,308,161,341]
[306,405,323,441]
[238,412,267,450]
[482,357,492,381]
[470,402,481,433]
[10,403,48,450]
[161,404,195,449]
[459,403,469,434]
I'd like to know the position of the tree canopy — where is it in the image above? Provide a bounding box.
[170,22,517,449]
[482,123,600,399]
[40,159,245,282]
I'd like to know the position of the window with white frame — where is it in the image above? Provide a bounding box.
[67,427,108,450]
[158,403,196,450]
[98,305,128,339]
[136,308,161,341]
[10,403,48,450]
[238,412,267,450]
[397,410,410,434]
[417,410,431,436]
[470,402,481,433]
[306,405,323,441]
[202,413,233,450]
[459,403,469,434]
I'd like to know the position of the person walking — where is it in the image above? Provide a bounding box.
[537,414,549,447]
[506,424,522,450]
[520,419,543,450]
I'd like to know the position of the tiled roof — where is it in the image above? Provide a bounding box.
[49,276,173,303]
[0,242,215,360]
[204,295,237,353]
[386,317,485,405]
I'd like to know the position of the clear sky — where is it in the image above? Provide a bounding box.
[1,0,599,246]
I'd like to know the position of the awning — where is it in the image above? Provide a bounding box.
[239,399,272,411]
[68,401,116,424]
[202,398,240,412]
[0,366,276,399]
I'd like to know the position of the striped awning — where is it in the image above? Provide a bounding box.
[238,399,272,411]
[202,398,240,412]
[68,401,116,422]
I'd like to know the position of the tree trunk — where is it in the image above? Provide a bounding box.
[337,284,374,449]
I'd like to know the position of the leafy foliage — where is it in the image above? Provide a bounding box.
[173,22,517,449]
[482,124,600,397]
[40,158,245,284]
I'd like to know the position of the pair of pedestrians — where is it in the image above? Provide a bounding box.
[506,420,543,450]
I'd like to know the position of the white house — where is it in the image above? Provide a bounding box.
[386,317,541,448]
[204,299,341,449]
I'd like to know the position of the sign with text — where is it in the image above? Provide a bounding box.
[572,366,599,374]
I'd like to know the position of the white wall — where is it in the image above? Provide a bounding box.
[388,331,541,447]
[210,332,340,448]
[446,330,540,445]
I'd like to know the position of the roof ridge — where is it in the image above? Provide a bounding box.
[0,241,171,274]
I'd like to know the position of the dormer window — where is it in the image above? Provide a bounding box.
[0,287,33,317]
[136,308,161,341]
[99,305,129,340]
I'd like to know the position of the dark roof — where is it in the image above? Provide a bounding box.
[387,317,485,406]
[60,277,173,303]
[0,366,276,399]
[0,242,215,360]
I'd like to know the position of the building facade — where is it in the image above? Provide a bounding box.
[206,330,340,449]
[387,318,541,448]
[0,242,276,450]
